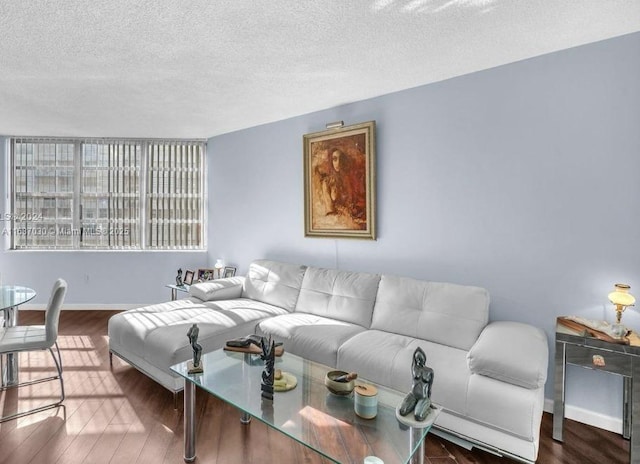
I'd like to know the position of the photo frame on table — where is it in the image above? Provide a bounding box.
[184,270,195,285]
[197,268,215,282]
[303,120,376,240]
[223,267,237,278]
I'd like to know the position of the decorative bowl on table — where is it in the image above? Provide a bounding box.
[324,370,356,396]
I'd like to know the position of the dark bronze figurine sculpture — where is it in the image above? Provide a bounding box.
[176,268,184,287]
[399,347,434,421]
[187,323,203,373]
[260,336,276,401]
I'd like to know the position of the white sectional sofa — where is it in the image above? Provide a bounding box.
[108,259,548,463]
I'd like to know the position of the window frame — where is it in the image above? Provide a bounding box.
[8,137,207,251]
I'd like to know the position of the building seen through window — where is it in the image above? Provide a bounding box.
[9,138,205,250]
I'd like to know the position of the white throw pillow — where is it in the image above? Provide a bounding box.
[467,321,548,389]
[188,277,244,301]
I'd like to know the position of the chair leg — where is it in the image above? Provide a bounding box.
[49,342,65,403]
[0,346,65,423]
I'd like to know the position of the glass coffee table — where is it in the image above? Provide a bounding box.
[171,349,439,464]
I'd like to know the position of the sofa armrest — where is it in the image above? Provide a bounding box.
[189,276,245,301]
[467,321,548,389]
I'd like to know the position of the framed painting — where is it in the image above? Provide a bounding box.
[303,120,376,239]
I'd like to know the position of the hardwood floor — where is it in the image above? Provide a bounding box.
[0,310,629,463]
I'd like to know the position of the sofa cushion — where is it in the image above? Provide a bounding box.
[189,276,244,301]
[108,297,288,374]
[255,313,365,367]
[467,321,548,389]
[371,275,489,351]
[242,260,307,312]
[337,330,470,416]
[295,266,380,327]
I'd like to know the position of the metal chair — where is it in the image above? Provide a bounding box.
[0,278,68,422]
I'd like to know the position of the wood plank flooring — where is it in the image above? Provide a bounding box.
[0,310,630,463]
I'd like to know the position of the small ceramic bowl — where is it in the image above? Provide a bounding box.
[325,370,355,396]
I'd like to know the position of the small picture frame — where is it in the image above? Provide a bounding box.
[197,268,215,282]
[223,266,237,278]
[184,270,195,285]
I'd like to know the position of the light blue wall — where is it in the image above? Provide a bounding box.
[0,139,209,306]
[207,33,640,420]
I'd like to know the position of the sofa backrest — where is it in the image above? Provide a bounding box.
[371,275,489,351]
[295,266,381,328]
[242,260,307,312]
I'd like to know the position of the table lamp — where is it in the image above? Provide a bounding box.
[214,259,224,279]
[608,283,635,324]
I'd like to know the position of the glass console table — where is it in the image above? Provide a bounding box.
[171,349,439,464]
[166,284,190,301]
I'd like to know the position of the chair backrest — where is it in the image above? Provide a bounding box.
[45,279,68,345]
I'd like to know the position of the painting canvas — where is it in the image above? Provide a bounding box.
[303,121,376,239]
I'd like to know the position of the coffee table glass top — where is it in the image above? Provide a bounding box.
[171,349,436,464]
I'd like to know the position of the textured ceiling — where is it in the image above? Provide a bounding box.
[0,0,639,139]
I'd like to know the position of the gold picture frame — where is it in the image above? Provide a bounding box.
[303,120,376,240]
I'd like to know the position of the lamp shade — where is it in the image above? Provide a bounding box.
[214,259,224,270]
[609,283,636,307]
[609,283,635,324]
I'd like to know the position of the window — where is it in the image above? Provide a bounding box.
[9,137,205,250]
[147,142,204,249]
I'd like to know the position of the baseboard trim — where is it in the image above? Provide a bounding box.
[543,398,622,435]
[19,303,148,311]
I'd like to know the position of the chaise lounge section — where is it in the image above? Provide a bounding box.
[108,259,548,463]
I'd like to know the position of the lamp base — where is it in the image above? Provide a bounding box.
[611,323,628,338]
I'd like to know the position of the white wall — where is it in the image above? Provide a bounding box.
[207,33,640,426]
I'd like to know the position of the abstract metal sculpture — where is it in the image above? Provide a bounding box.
[399,347,434,421]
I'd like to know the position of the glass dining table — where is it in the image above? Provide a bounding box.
[1,285,37,386]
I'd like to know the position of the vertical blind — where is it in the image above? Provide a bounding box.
[10,137,205,250]
[12,138,75,249]
[147,141,204,249]
[81,140,141,248]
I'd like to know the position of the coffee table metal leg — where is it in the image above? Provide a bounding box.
[240,352,252,424]
[414,441,425,464]
[409,430,425,464]
[184,380,196,463]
